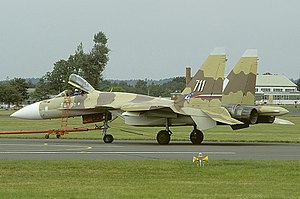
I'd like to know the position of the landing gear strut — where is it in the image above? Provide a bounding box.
[156,119,172,145]
[190,126,204,145]
[102,112,114,143]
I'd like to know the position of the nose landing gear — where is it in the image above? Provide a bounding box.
[102,112,114,143]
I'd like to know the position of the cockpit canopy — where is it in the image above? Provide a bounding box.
[68,74,95,93]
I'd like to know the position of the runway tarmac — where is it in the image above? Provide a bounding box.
[0,138,299,160]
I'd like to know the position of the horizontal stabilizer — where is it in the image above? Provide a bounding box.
[273,118,295,125]
[231,123,250,130]
[201,107,243,125]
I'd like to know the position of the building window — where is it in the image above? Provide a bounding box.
[261,88,271,92]
[289,95,300,100]
[274,95,281,100]
[273,88,283,92]
[263,95,269,100]
[285,89,295,92]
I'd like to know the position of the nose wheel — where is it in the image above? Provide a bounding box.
[103,134,114,143]
[102,112,114,143]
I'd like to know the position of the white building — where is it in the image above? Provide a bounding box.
[255,74,300,105]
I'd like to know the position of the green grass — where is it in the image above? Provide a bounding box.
[0,160,299,199]
[1,110,300,143]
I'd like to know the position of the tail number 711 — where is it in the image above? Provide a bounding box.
[193,80,206,92]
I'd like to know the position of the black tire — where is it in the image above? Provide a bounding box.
[45,134,50,139]
[156,130,170,145]
[56,134,61,139]
[103,134,114,143]
[190,129,204,145]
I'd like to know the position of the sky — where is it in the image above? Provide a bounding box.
[1,0,300,81]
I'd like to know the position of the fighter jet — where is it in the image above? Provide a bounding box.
[12,48,291,144]
[11,47,243,144]
[221,49,292,129]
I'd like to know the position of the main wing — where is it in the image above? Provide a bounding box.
[116,97,243,130]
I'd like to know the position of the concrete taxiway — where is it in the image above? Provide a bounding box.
[0,138,299,160]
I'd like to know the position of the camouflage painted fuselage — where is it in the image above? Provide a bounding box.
[38,91,203,127]
[39,91,171,118]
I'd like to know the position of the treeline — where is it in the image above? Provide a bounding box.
[0,76,185,107]
[99,77,186,97]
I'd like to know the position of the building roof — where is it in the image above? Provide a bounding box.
[256,75,297,87]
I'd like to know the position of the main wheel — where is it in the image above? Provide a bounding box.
[156,130,170,145]
[45,134,50,139]
[56,134,61,139]
[190,129,204,145]
[103,134,114,143]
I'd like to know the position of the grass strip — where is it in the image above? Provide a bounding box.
[0,160,299,198]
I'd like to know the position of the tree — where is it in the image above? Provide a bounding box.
[82,32,110,87]
[297,78,300,91]
[31,78,51,101]
[45,59,74,93]
[10,78,29,103]
[135,80,148,95]
[148,83,160,97]
[0,82,19,107]
[45,31,110,94]
[159,77,186,97]
[0,78,29,106]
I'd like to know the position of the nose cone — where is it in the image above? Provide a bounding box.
[10,102,42,120]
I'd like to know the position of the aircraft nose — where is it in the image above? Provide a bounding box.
[10,102,42,120]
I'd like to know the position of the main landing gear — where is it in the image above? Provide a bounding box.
[156,130,172,145]
[190,126,204,145]
[156,119,172,145]
[156,124,204,145]
[102,112,114,143]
